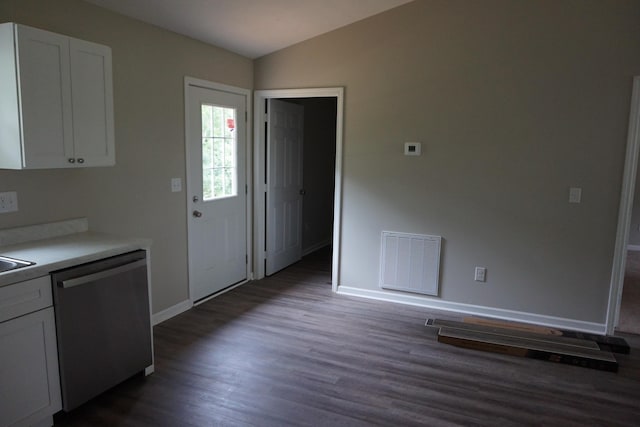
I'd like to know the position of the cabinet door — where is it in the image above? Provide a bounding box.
[16,25,74,169]
[0,307,61,427]
[70,38,115,166]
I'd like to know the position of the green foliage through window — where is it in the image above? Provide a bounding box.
[201,104,237,200]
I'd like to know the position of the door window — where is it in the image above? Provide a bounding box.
[201,104,237,200]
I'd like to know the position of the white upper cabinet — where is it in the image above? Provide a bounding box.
[0,23,114,169]
[68,38,114,166]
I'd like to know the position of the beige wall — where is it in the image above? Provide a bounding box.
[255,0,640,323]
[0,0,253,313]
[3,0,640,325]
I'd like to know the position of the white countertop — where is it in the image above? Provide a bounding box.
[0,232,151,287]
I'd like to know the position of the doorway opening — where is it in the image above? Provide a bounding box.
[618,249,640,334]
[253,88,344,292]
[608,76,640,334]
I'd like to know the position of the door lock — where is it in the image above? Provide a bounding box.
[193,196,199,203]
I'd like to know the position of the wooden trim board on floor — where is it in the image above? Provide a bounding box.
[427,319,600,349]
[461,316,630,354]
[427,318,619,372]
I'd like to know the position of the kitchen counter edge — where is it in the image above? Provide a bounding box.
[0,232,152,287]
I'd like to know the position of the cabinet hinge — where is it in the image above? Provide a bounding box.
[246,254,248,264]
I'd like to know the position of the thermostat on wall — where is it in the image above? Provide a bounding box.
[404,142,421,156]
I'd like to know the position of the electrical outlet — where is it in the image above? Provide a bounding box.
[0,191,18,213]
[474,266,486,282]
[404,142,422,156]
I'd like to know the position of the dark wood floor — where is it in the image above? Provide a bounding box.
[55,248,640,426]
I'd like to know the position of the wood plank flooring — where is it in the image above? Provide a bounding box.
[55,248,640,426]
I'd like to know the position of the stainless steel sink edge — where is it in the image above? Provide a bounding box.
[0,256,36,273]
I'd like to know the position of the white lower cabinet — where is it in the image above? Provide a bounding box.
[0,277,61,427]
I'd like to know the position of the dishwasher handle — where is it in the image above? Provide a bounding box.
[58,259,147,289]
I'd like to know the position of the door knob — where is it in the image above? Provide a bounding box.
[193,210,203,218]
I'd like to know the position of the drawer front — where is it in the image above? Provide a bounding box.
[0,276,52,323]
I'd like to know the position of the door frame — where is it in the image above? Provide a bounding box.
[607,76,640,334]
[184,76,253,305]
[254,88,344,292]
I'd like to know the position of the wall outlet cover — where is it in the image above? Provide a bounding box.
[404,142,421,156]
[0,191,18,213]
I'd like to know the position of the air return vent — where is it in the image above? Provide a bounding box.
[380,231,441,296]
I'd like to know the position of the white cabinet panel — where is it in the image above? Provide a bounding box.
[70,38,114,167]
[0,277,61,427]
[0,307,61,427]
[16,25,74,168]
[0,23,114,169]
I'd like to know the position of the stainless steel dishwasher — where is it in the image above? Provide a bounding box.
[50,249,153,411]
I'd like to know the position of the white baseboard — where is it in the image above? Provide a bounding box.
[627,244,640,251]
[336,286,606,335]
[193,279,250,306]
[302,239,331,256]
[152,299,192,325]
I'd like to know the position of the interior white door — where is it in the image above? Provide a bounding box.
[187,85,247,301]
[266,99,304,275]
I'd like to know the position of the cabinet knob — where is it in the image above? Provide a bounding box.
[68,158,75,164]
[77,158,85,164]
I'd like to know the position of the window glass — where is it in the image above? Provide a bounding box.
[201,104,237,200]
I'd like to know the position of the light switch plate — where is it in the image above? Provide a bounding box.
[171,178,182,193]
[0,191,18,213]
[569,187,582,203]
[474,266,486,282]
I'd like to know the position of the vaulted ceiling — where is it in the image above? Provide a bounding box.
[84,0,414,58]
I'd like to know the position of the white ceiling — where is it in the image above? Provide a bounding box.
[84,0,414,59]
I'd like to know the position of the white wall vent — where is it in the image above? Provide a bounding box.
[380,231,441,296]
